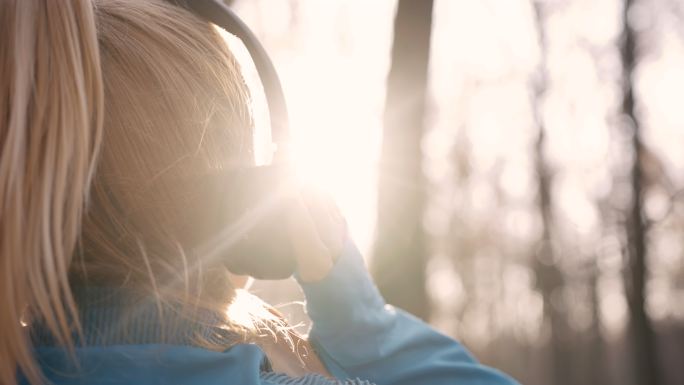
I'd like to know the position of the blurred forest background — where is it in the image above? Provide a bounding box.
[230,0,684,384]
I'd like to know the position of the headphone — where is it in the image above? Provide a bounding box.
[171,0,289,157]
[167,0,298,280]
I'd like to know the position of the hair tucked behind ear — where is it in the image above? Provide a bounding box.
[0,1,104,384]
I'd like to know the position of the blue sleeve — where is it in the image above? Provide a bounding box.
[298,240,519,385]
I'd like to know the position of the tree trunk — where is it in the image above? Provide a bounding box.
[531,4,573,385]
[587,260,607,385]
[372,0,434,320]
[620,1,661,384]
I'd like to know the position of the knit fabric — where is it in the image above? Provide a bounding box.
[30,287,342,384]
[31,286,235,347]
[26,240,519,385]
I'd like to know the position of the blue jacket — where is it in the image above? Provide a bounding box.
[28,240,519,385]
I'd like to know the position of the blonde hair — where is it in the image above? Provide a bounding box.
[0,1,277,384]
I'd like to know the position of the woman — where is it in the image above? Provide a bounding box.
[1,1,518,384]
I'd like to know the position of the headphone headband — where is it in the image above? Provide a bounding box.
[169,0,290,160]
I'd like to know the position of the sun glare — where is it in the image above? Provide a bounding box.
[288,97,380,252]
[221,2,393,253]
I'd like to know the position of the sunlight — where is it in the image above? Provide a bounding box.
[288,99,380,253]
[290,118,361,196]
[224,0,396,253]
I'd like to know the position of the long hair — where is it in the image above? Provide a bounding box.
[0,1,275,384]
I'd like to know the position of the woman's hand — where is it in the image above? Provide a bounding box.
[286,189,346,283]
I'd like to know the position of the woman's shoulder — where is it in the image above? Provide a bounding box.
[30,343,262,385]
[30,343,373,385]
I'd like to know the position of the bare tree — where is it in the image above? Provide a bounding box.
[372,0,434,319]
[620,0,661,384]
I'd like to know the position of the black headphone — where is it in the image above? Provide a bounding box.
[173,0,290,157]
[168,0,298,280]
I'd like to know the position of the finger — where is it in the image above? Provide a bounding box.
[286,195,334,282]
[299,188,346,260]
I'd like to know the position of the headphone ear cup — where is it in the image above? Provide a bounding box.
[167,0,296,279]
[224,207,296,279]
[220,165,298,280]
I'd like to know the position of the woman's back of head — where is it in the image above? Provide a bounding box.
[0,1,255,384]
